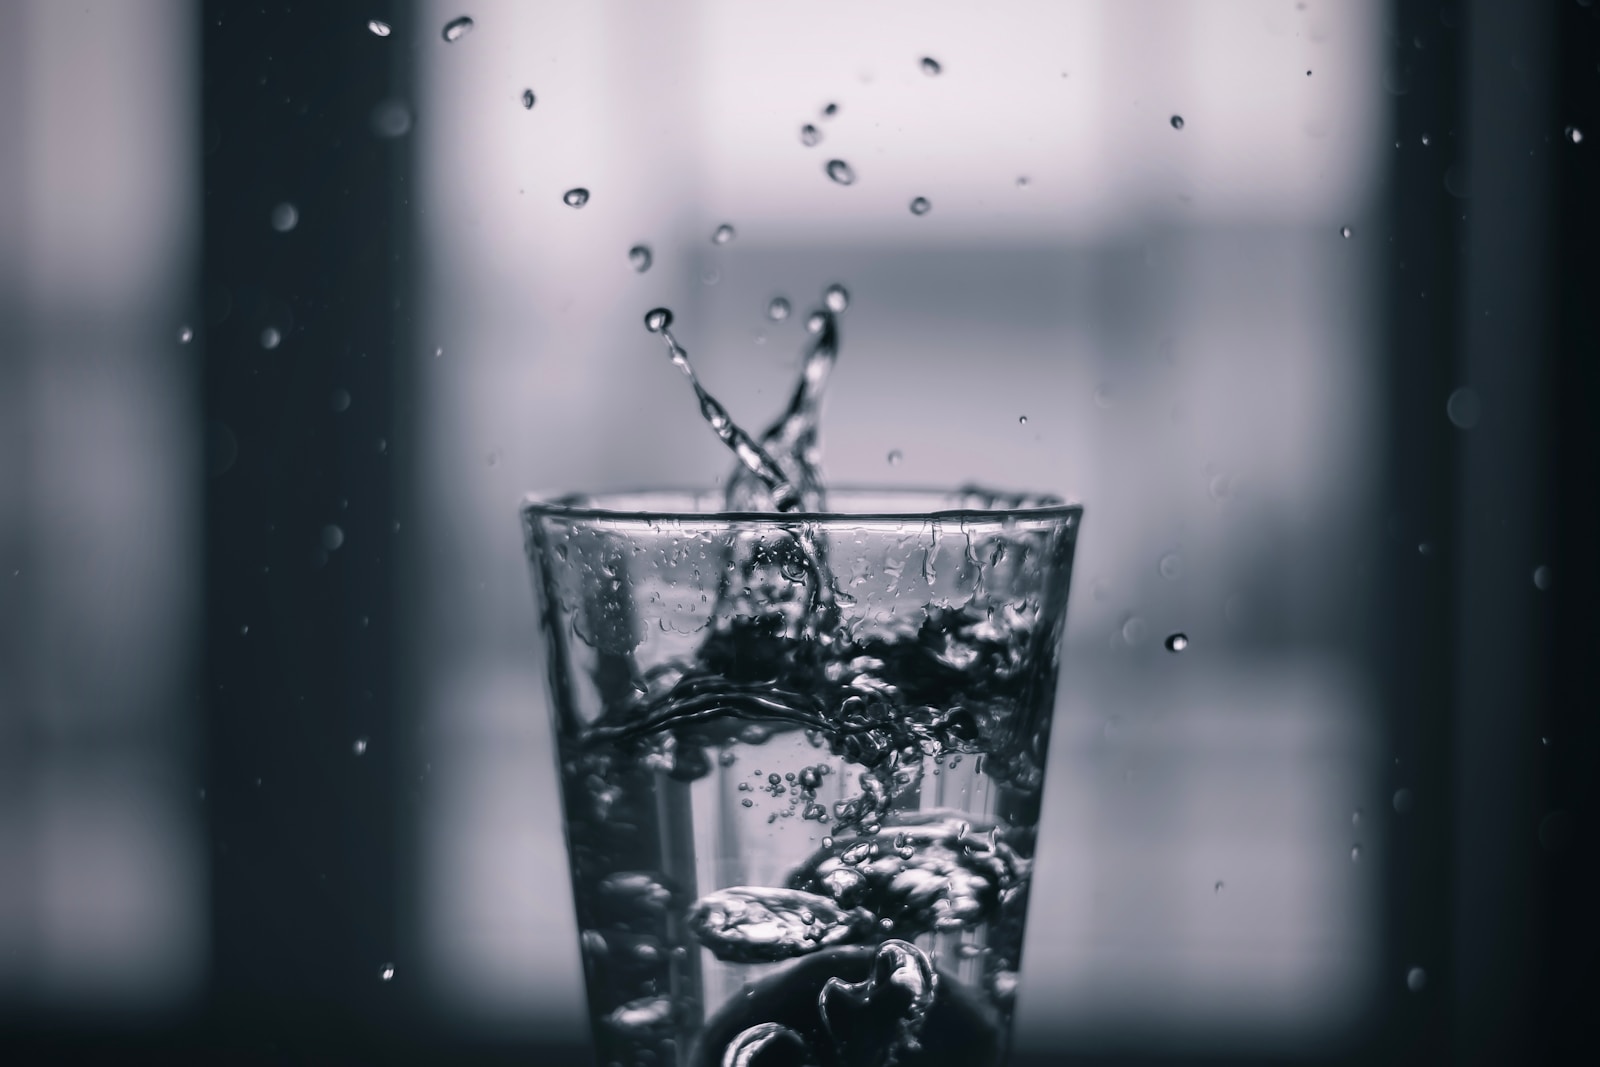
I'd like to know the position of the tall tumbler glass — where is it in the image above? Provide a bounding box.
[522,489,1082,1067]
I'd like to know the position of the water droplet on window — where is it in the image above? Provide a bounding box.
[1393,788,1414,814]
[331,389,351,413]
[825,159,856,185]
[1158,553,1182,579]
[353,737,368,756]
[910,196,931,215]
[380,963,396,981]
[367,20,392,37]
[322,524,345,552]
[799,123,821,147]
[887,449,903,466]
[260,327,282,349]
[178,325,194,344]
[644,307,673,333]
[920,56,942,76]
[271,202,299,232]
[441,16,474,43]
[823,284,849,312]
[1446,387,1481,428]
[562,187,590,208]
[1164,632,1189,652]
[1170,115,1185,130]
[712,223,735,245]
[1566,125,1584,144]
[1350,844,1363,862]
[1406,967,1426,992]
[821,102,839,118]
[521,88,536,110]
[766,297,790,321]
[1533,564,1552,590]
[1340,225,1354,239]
[628,244,652,272]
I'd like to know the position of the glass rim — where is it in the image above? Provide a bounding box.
[521,485,1084,526]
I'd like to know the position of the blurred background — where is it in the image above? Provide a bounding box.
[0,1,1594,1064]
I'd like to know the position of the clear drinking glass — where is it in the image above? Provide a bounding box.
[522,488,1082,1067]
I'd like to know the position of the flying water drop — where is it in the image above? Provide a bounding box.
[271,202,299,232]
[379,963,395,981]
[627,244,652,272]
[1406,967,1427,992]
[1350,844,1362,862]
[823,284,849,312]
[367,19,391,37]
[713,223,736,245]
[910,196,931,215]
[1017,414,1028,425]
[767,297,791,322]
[822,102,839,118]
[1164,632,1189,652]
[178,325,194,344]
[825,159,856,185]
[562,187,590,208]
[1420,132,1432,146]
[1533,564,1552,590]
[1340,225,1354,238]
[644,308,673,333]
[1566,125,1584,144]
[260,327,282,349]
[920,56,942,76]
[521,88,536,109]
[800,123,822,147]
[887,449,903,466]
[1170,115,1185,130]
[353,737,369,756]
[441,16,474,43]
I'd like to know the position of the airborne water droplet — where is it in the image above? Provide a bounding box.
[910,196,931,215]
[441,16,474,43]
[887,449,903,466]
[767,297,791,321]
[562,187,590,208]
[1566,125,1584,144]
[644,307,673,333]
[712,223,736,245]
[823,284,849,312]
[322,525,345,552]
[1420,132,1432,146]
[353,737,368,756]
[920,56,942,76]
[1406,967,1427,992]
[367,19,392,37]
[800,123,822,147]
[1164,632,1189,652]
[1350,844,1362,862]
[1158,553,1182,579]
[1393,788,1414,813]
[178,325,194,344]
[628,244,652,272]
[379,963,395,981]
[1170,115,1185,130]
[1446,387,1481,429]
[1214,880,1224,893]
[1533,564,1552,590]
[806,312,825,334]
[1017,414,1028,425]
[822,102,839,118]
[260,327,282,349]
[521,88,536,110]
[825,159,856,185]
[1340,225,1354,238]
[271,202,299,232]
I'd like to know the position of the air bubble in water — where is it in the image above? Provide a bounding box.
[379,963,395,981]
[1566,125,1584,144]
[887,449,903,466]
[1446,387,1481,429]
[562,187,589,208]
[920,57,942,76]
[367,20,392,37]
[331,389,351,412]
[353,737,368,756]
[712,223,736,245]
[1406,967,1427,992]
[271,202,299,232]
[441,16,474,43]
[1171,115,1185,130]
[767,297,791,322]
[825,159,856,185]
[521,89,536,110]
[644,307,673,333]
[823,284,849,312]
[628,244,652,272]
[800,123,822,147]
[910,196,931,215]
[260,327,282,349]
[322,525,345,551]
[178,325,194,344]
[1533,564,1551,590]
[1341,225,1354,238]
[1164,632,1188,652]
